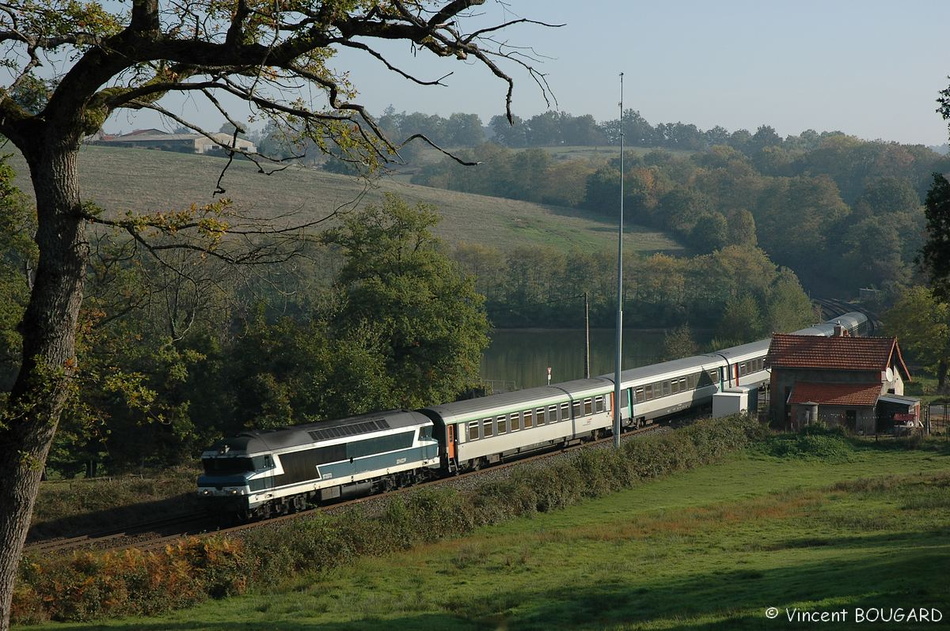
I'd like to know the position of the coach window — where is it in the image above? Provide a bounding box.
[496,415,507,434]
[468,421,480,441]
[635,387,645,403]
[644,384,653,400]
[548,405,558,423]
[560,402,570,421]
[594,396,605,414]
[483,419,494,438]
[572,401,582,418]
[662,381,671,397]
[510,412,521,431]
[583,398,593,416]
[524,409,534,428]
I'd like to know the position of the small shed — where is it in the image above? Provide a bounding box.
[712,385,758,418]
[877,394,922,435]
[786,382,881,434]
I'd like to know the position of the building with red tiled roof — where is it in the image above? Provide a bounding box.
[765,332,916,434]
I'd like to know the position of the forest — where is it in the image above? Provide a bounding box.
[257,107,949,300]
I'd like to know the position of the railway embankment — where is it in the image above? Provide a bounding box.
[13,418,949,628]
[14,415,761,624]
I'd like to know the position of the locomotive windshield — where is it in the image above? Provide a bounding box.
[202,454,274,475]
[202,456,255,475]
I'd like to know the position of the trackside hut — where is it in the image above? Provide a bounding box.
[765,332,912,434]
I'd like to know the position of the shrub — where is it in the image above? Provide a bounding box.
[760,425,856,462]
[14,537,249,623]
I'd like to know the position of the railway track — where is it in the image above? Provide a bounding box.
[24,422,666,556]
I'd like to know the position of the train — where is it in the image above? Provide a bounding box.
[197,311,869,519]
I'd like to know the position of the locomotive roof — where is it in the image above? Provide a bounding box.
[424,377,613,422]
[203,409,430,455]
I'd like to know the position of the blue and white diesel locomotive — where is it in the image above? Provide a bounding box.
[198,312,868,518]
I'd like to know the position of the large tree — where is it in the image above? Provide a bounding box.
[321,193,489,408]
[0,1,552,627]
[883,286,949,392]
[920,172,950,300]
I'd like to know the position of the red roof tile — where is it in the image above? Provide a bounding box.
[766,334,910,379]
[788,382,882,407]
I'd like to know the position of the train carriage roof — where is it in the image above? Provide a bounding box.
[423,377,613,423]
[611,354,724,386]
[203,409,431,456]
[708,339,770,362]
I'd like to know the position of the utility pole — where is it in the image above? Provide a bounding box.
[584,292,590,379]
[613,72,625,448]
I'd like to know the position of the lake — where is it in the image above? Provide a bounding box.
[480,329,672,391]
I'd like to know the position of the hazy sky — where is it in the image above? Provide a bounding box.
[111,0,950,146]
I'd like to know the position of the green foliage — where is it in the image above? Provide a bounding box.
[882,286,950,391]
[322,193,490,408]
[758,424,857,462]
[921,173,950,301]
[0,155,36,388]
[662,324,698,361]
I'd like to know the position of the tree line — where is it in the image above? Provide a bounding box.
[413,134,945,300]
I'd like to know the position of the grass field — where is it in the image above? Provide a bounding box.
[7,145,684,255]
[24,440,950,630]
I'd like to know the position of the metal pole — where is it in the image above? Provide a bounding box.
[613,72,625,448]
[584,292,590,379]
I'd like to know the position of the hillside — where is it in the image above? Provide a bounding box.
[8,145,685,256]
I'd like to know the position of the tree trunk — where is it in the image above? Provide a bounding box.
[0,136,87,631]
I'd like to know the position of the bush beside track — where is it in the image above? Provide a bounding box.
[6,416,831,624]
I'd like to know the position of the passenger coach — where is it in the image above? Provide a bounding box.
[421,377,616,472]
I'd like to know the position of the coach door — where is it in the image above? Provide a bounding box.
[446,424,458,472]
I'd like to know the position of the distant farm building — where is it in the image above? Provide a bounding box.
[765,330,917,435]
[89,129,256,154]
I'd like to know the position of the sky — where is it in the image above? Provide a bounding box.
[109,0,950,147]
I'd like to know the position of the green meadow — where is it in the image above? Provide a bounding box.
[23,438,950,630]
